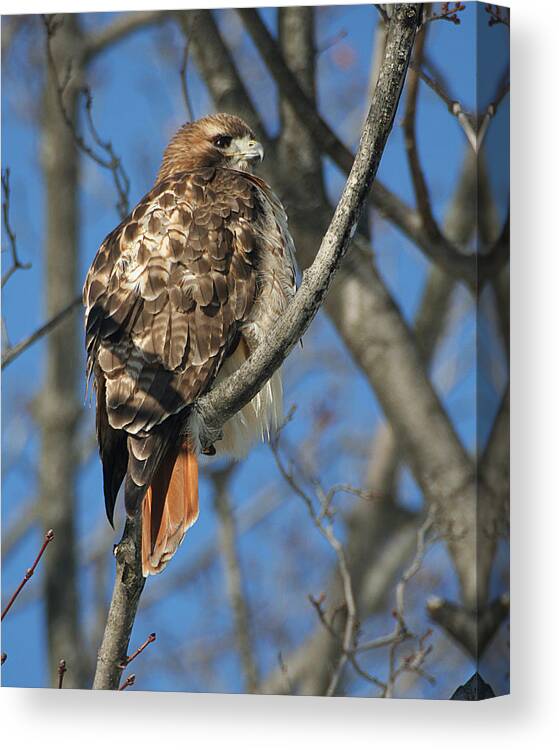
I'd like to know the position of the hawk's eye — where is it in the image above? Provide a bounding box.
[213,135,233,149]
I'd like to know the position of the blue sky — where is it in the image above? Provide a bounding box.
[1,4,509,696]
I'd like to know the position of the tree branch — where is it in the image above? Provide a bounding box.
[1,296,81,370]
[193,4,420,450]
[212,466,260,693]
[91,3,420,691]
[42,14,131,218]
[82,11,168,62]
[92,512,145,689]
[1,168,31,289]
[402,24,440,239]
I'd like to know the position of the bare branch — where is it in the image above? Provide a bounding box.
[57,659,67,688]
[1,168,31,289]
[409,58,510,153]
[92,513,145,690]
[402,25,440,239]
[83,10,168,61]
[274,435,436,698]
[1,529,55,621]
[118,673,136,691]
[271,440,359,696]
[424,2,466,25]
[1,296,81,370]
[484,4,510,28]
[121,632,157,668]
[375,5,390,25]
[42,14,130,218]
[212,467,260,693]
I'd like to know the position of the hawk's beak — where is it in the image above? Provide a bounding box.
[243,140,264,164]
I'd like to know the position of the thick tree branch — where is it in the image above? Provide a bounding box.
[212,467,260,693]
[193,5,420,449]
[402,24,440,239]
[91,3,420,691]
[92,512,145,689]
[82,11,168,62]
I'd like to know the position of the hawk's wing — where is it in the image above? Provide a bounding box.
[83,167,260,520]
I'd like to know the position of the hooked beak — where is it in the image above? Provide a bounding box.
[243,140,264,165]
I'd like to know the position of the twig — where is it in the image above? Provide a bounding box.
[118,674,136,691]
[308,593,386,692]
[57,659,67,688]
[409,59,509,153]
[374,5,390,24]
[42,15,130,218]
[317,29,348,55]
[121,632,156,668]
[1,529,55,620]
[303,499,436,697]
[485,4,510,28]
[394,509,436,621]
[425,3,466,25]
[277,651,293,694]
[1,169,31,289]
[81,88,130,218]
[408,59,477,149]
[382,510,436,697]
[272,442,358,696]
[1,296,81,370]
[476,71,510,148]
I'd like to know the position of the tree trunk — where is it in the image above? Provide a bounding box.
[35,13,86,688]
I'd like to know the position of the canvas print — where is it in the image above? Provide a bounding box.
[1,3,510,699]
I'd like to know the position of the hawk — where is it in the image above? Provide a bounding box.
[84,114,296,576]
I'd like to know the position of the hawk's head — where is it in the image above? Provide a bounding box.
[157,114,264,182]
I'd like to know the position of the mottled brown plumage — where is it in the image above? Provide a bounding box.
[84,114,296,575]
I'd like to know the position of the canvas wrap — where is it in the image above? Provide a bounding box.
[1,2,510,699]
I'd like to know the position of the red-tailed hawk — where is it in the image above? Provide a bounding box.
[84,114,296,576]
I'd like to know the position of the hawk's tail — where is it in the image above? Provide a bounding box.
[141,442,199,576]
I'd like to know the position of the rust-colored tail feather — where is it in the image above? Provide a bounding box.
[141,443,199,576]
